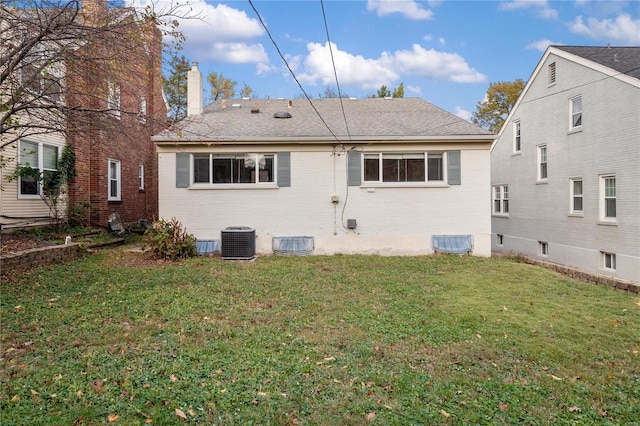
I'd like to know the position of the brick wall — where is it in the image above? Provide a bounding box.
[1,244,83,274]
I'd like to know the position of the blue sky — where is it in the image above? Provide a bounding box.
[144,0,639,120]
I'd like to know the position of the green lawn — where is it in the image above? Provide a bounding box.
[1,249,639,425]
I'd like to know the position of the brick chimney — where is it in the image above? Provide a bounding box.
[187,62,203,116]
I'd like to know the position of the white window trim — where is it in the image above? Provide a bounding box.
[17,139,59,199]
[537,144,548,182]
[538,241,548,257]
[139,96,147,124]
[569,177,583,215]
[569,95,582,132]
[513,120,521,154]
[362,151,447,185]
[108,159,121,201]
[107,79,121,119]
[190,153,276,187]
[601,251,616,272]
[492,185,509,216]
[599,174,616,223]
[138,164,144,190]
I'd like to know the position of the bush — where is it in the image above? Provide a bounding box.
[145,217,197,260]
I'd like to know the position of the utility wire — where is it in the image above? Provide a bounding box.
[320,0,351,147]
[247,0,345,146]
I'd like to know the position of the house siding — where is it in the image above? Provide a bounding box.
[158,144,491,256]
[492,50,640,283]
[1,132,67,229]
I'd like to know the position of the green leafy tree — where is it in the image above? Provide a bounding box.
[163,54,190,123]
[240,82,253,98]
[472,79,525,133]
[392,82,404,98]
[376,85,390,98]
[207,72,236,101]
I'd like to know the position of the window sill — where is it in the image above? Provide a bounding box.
[108,199,122,203]
[188,183,279,190]
[492,214,510,218]
[568,127,582,135]
[568,213,584,218]
[597,220,617,226]
[360,182,449,189]
[18,195,42,200]
[536,180,548,185]
[511,152,521,156]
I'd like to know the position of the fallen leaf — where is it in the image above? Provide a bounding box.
[571,376,581,382]
[145,419,153,424]
[76,390,83,397]
[11,395,19,401]
[502,306,508,311]
[30,389,39,395]
[91,379,104,393]
[568,406,581,413]
[175,409,187,420]
[635,301,640,307]
[498,401,509,411]
[365,412,377,421]
[143,383,151,388]
[441,409,451,418]
[598,407,607,417]
[550,375,563,381]
[170,374,178,382]
[188,408,195,416]
[108,414,120,422]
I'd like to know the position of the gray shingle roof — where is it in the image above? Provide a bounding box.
[553,46,640,79]
[153,97,493,143]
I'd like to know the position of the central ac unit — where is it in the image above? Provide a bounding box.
[221,227,256,260]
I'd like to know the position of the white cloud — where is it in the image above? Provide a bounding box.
[569,13,640,45]
[499,0,558,20]
[136,0,270,66]
[406,84,423,96]
[297,42,486,90]
[438,37,446,46]
[454,107,473,122]
[367,0,434,20]
[526,39,560,51]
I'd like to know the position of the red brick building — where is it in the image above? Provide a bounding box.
[65,0,166,227]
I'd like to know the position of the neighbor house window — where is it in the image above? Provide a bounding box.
[570,95,582,130]
[570,178,583,214]
[513,121,521,153]
[364,152,444,183]
[600,175,616,221]
[139,96,147,123]
[138,164,144,190]
[193,153,274,184]
[107,79,121,119]
[493,185,509,215]
[18,140,58,197]
[548,62,556,85]
[496,234,504,246]
[538,241,548,256]
[108,159,121,201]
[20,47,63,102]
[601,251,616,271]
[537,145,548,181]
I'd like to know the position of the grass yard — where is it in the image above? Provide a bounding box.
[1,249,639,425]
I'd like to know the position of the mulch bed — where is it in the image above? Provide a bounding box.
[0,233,51,255]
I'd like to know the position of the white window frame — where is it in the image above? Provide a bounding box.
[191,153,276,186]
[538,241,548,257]
[107,79,121,119]
[492,185,509,216]
[570,95,582,131]
[569,178,583,215]
[17,139,59,199]
[548,62,556,86]
[601,251,616,272]
[108,159,121,201]
[138,164,144,190]
[513,121,521,154]
[139,96,147,123]
[363,152,447,185]
[599,175,616,222]
[537,144,548,182]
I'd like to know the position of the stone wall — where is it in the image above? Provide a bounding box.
[1,244,83,275]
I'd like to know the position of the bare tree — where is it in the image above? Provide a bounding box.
[0,0,189,150]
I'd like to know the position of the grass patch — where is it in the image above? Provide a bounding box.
[1,252,639,425]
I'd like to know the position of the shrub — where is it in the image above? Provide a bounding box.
[145,217,197,260]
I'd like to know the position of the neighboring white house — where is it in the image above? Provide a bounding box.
[491,46,640,283]
[152,64,494,257]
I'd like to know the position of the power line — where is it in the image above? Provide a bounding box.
[247,0,345,146]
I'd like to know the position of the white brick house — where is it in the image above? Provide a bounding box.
[491,46,640,283]
[152,64,494,256]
